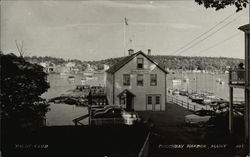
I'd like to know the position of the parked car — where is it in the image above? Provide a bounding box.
[92,105,122,115]
[93,107,123,118]
[122,111,141,125]
[215,108,244,118]
[185,110,216,127]
[92,105,141,125]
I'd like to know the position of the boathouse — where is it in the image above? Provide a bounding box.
[105,49,168,111]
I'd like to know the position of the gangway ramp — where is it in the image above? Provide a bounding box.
[72,114,89,125]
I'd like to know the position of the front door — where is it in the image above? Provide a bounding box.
[146,95,161,111]
[126,96,133,111]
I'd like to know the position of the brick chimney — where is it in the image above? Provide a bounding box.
[128,49,134,55]
[148,49,151,56]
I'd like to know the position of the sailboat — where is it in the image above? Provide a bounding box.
[219,80,225,85]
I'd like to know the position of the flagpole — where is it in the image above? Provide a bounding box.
[123,18,126,56]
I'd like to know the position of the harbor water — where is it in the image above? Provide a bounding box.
[42,73,104,126]
[167,73,244,101]
[43,72,244,126]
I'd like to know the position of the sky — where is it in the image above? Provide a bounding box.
[1,0,249,61]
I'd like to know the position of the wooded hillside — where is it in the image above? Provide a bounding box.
[24,55,243,72]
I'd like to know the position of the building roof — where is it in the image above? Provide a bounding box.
[117,89,136,97]
[106,51,168,74]
[238,24,250,32]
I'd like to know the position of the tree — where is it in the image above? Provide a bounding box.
[195,0,249,12]
[15,40,28,58]
[1,53,50,128]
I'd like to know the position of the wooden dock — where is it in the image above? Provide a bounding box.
[167,94,244,112]
[167,94,212,112]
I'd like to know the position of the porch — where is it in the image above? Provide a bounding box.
[228,69,245,88]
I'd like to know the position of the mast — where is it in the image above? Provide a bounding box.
[195,72,197,92]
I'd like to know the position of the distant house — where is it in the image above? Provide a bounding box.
[85,64,95,72]
[105,49,168,111]
[39,62,47,68]
[39,62,55,73]
[65,62,76,68]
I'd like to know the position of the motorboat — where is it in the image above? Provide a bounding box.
[172,79,182,85]
[172,89,180,95]
[219,81,225,85]
[189,93,204,104]
[85,75,98,80]
[60,72,69,76]
[179,89,189,96]
[83,72,94,76]
[183,77,189,82]
[216,78,221,82]
[68,75,75,81]
[203,97,227,105]
[81,78,86,85]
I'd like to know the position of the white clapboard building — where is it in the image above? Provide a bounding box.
[105,49,168,111]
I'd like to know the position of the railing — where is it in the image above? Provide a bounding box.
[229,69,245,86]
[167,95,204,112]
[72,114,89,125]
[138,133,150,157]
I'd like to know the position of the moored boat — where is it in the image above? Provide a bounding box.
[183,77,189,82]
[172,79,182,84]
[60,72,69,76]
[189,93,204,104]
[83,72,94,76]
[68,75,75,81]
[85,75,98,80]
[203,97,227,105]
[219,80,225,85]
[216,78,221,82]
[81,78,86,85]
[179,89,189,96]
[172,89,180,95]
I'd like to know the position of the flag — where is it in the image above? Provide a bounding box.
[124,17,128,26]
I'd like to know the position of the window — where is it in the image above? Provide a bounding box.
[123,74,130,86]
[137,74,143,86]
[150,74,157,86]
[156,96,160,105]
[137,58,144,69]
[147,96,152,105]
